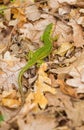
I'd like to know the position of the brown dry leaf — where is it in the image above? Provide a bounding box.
[58,0,77,4]
[0,68,5,74]
[2,98,21,108]
[0,0,84,129]
[1,90,21,108]
[46,89,84,128]
[53,126,71,130]
[19,92,36,117]
[50,50,83,75]
[65,100,84,127]
[66,68,84,94]
[0,0,3,3]
[51,51,84,95]
[69,19,84,47]
[2,90,17,98]
[4,8,11,21]
[64,52,84,93]
[48,0,59,10]
[11,0,27,27]
[0,0,9,4]
[56,79,77,97]
[53,42,73,56]
[3,0,9,4]
[0,51,25,90]
[19,23,35,41]
[0,22,12,54]
[0,33,10,54]
[77,16,84,27]
[25,5,41,21]
[17,113,55,130]
[54,21,72,45]
[11,8,26,27]
[58,5,71,15]
[34,15,56,31]
[0,37,11,54]
[27,63,56,109]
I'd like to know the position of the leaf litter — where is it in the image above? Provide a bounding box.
[0,0,84,130]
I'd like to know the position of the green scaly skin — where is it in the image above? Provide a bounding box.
[18,23,53,104]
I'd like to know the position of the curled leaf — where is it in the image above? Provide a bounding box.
[54,42,73,56]
[1,90,21,108]
[2,98,21,108]
[56,79,77,98]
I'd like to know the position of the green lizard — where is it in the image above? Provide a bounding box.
[18,23,53,103]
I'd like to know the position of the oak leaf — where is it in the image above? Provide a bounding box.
[27,63,56,109]
[1,90,21,108]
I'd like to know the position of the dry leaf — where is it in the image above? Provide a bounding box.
[69,19,84,47]
[0,0,84,129]
[1,90,21,108]
[0,68,5,74]
[3,0,9,4]
[17,113,55,130]
[27,63,56,109]
[58,6,71,15]
[66,68,84,94]
[48,0,59,9]
[54,21,72,45]
[0,51,25,90]
[25,5,41,21]
[19,23,35,41]
[11,0,27,27]
[77,16,84,27]
[4,9,11,21]
[58,0,77,4]
[56,79,77,97]
[0,35,10,54]
[2,98,21,108]
[53,42,73,56]
[11,8,26,27]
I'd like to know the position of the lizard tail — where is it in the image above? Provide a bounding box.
[18,69,26,104]
[18,61,34,104]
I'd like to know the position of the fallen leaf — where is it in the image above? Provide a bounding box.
[3,0,10,4]
[11,8,26,27]
[58,0,77,4]
[54,21,72,45]
[48,0,59,10]
[27,63,56,109]
[0,36,10,54]
[1,90,21,108]
[2,98,21,108]
[25,5,41,21]
[69,19,84,47]
[0,51,25,90]
[11,0,27,27]
[4,8,11,21]
[66,68,84,94]
[53,42,73,56]
[0,68,5,74]
[17,112,55,130]
[19,23,35,41]
[77,16,84,27]
[2,90,17,98]
[56,79,77,97]
[51,51,84,95]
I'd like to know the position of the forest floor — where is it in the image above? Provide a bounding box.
[0,0,84,130]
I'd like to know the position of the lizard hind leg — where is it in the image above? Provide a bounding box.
[25,51,34,60]
[36,59,44,67]
[52,34,59,41]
